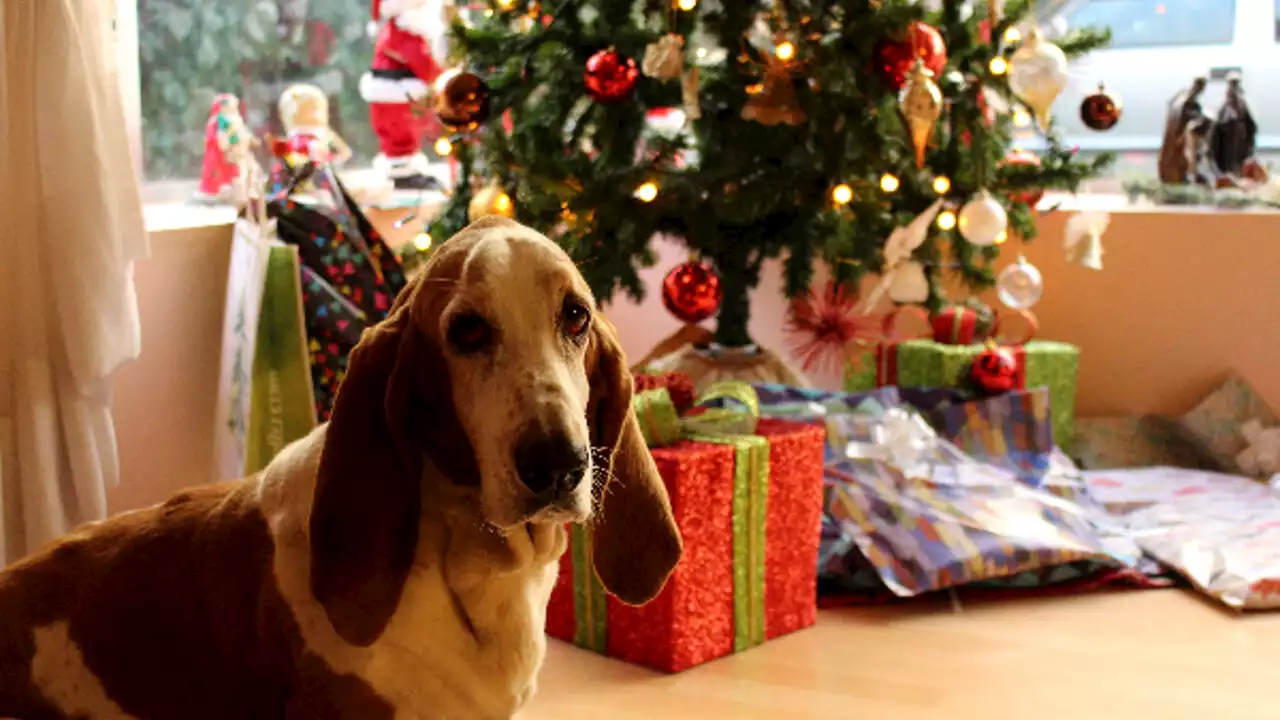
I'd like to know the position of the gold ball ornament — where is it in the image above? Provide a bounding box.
[957,190,1008,247]
[1007,28,1068,132]
[468,183,514,222]
[899,59,943,169]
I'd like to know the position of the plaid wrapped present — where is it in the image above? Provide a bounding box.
[820,402,1142,598]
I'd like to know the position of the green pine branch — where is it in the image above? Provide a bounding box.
[432,0,1113,344]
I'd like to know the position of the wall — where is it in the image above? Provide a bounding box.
[107,207,1280,513]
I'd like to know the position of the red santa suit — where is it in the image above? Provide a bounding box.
[360,0,445,187]
[196,95,246,201]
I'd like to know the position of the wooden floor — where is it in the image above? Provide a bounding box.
[520,589,1280,719]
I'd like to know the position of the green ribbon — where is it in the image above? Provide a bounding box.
[570,381,770,655]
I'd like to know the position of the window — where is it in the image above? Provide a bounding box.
[137,0,383,185]
[1060,0,1235,48]
[125,0,471,202]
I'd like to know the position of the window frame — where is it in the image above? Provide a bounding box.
[1058,0,1238,49]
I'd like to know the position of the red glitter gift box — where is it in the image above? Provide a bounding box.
[546,417,826,673]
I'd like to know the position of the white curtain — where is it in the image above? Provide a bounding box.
[0,0,149,565]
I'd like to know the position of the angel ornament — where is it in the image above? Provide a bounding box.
[741,51,806,126]
[194,94,253,204]
[1063,210,1109,271]
[643,33,686,82]
[862,199,945,311]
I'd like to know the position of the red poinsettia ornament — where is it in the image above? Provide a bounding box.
[785,281,885,375]
[584,49,639,104]
[969,342,1020,395]
[661,261,722,324]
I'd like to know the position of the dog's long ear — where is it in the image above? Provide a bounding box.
[308,248,477,646]
[309,300,423,646]
[587,316,682,605]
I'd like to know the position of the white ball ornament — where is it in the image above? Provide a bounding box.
[1007,27,1069,132]
[997,255,1044,310]
[957,190,1008,247]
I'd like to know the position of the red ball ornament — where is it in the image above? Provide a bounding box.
[874,22,948,92]
[1001,149,1045,207]
[1080,83,1122,131]
[661,261,722,324]
[584,49,639,104]
[969,343,1020,395]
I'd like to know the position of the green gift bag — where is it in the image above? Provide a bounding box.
[213,215,317,481]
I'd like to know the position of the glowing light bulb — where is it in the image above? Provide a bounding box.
[696,47,708,59]
[496,0,515,8]
[413,232,433,251]
[1003,27,1022,45]
[676,0,697,10]
[989,57,1009,75]
[832,184,853,205]
[634,181,659,202]
[484,8,494,16]
[775,41,796,61]
[995,230,1009,244]
[933,176,952,194]
[492,191,513,215]
[1013,107,1032,127]
[879,173,900,193]
[433,137,453,156]
[746,83,764,95]
[936,211,957,231]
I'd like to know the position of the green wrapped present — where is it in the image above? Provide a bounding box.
[846,339,1080,450]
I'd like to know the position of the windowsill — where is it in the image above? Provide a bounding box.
[141,188,1280,236]
[142,165,453,235]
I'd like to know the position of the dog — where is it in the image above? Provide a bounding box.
[0,216,682,719]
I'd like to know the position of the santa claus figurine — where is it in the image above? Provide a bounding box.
[360,0,447,190]
[194,94,251,204]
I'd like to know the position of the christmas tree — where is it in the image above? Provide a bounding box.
[423,0,1112,349]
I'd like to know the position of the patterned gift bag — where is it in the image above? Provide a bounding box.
[268,164,408,421]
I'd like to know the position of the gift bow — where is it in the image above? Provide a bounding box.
[842,406,940,476]
[633,380,760,447]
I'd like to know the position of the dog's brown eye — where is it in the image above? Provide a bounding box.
[448,312,492,353]
[563,300,591,338]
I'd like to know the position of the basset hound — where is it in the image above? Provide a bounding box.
[0,217,682,719]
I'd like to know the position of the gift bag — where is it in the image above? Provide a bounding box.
[268,163,407,421]
[213,210,317,480]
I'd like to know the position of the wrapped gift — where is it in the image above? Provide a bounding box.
[545,383,826,673]
[1086,467,1280,609]
[1178,375,1278,475]
[1073,416,1225,471]
[846,339,1080,450]
[821,402,1142,598]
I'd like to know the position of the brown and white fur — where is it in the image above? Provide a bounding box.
[0,217,682,720]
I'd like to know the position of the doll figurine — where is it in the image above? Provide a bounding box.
[277,84,353,170]
[194,94,252,204]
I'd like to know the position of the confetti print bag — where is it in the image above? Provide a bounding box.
[268,164,407,421]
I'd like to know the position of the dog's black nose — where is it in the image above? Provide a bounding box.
[514,433,589,497]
